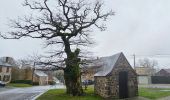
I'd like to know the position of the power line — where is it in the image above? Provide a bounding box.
[129,54,170,58]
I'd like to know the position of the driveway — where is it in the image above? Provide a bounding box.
[0,84,65,100]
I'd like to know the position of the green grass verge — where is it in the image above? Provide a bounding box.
[37,86,170,100]
[7,83,32,87]
[36,86,103,100]
[139,88,170,99]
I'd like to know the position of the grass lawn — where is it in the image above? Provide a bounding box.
[7,83,32,87]
[37,86,103,100]
[139,88,170,99]
[37,86,170,100]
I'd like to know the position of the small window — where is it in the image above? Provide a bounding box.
[6,67,9,73]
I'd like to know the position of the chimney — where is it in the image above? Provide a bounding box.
[5,57,10,63]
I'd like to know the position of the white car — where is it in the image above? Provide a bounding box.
[0,81,5,87]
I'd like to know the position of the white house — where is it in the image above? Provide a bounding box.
[0,57,15,83]
[135,67,155,84]
[33,70,48,85]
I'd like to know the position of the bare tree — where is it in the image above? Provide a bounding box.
[0,0,113,96]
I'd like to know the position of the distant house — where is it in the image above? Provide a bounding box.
[155,69,170,76]
[135,67,156,84]
[33,70,48,85]
[152,69,170,84]
[94,52,138,99]
[12,67,52,85]
[0,57,16,83]
[135,67,151,84]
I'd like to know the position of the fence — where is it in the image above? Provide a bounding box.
[152,76,170,84]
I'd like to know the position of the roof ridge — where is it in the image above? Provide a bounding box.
[94,52,122,76]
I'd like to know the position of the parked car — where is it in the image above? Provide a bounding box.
[82,80,94,85]
[86,80,94,85]
[0,81,5,87]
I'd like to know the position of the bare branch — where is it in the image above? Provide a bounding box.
[0,0,114,70]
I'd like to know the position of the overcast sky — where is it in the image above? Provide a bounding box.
[1,0,170,68]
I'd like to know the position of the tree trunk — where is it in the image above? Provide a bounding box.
[64,49,83,96]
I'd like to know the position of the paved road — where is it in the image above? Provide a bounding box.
[139,84,170,89]
[0,85,65,100]
[127,97,150,100]
[0,87,14,92]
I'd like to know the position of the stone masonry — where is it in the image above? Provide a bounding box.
[94,53,138,99]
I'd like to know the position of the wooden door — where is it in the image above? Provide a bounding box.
[119,71,128,99]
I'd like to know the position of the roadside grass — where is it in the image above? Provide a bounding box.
[36,86,103,100]
[7,83,32,87]
[139,88,170,99]
[37,86,170,100]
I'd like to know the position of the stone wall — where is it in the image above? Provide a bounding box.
[11,67,32,81]
[94,76,110,98]
[94,54,138,99]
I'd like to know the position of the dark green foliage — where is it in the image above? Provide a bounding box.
[48,81,56,85]
[11,80,32,84]
[32,82,39,85]
[152,76,170,84]
[7,83,32,87]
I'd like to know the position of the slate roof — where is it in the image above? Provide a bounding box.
[34,70,48,77]
[0,62,13,67]
[94,52,122,76]
[0,59,12,67]
[0,57,16,67]
[164,69,170,73]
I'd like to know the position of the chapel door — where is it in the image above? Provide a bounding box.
[119,71,128,99]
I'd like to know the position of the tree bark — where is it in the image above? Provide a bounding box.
[62,36,83,96]
[64,49,83,96]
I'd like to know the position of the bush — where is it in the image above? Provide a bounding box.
[32,82,39,85]
[11,80,32,84]
[48,81,56,85]
[7,83,32,87]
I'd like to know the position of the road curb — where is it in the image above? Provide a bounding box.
[31,90,48,100]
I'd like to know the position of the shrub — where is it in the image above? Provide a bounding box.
[48,81,56,85]
[32,82,39,85]
[11,80,32,84]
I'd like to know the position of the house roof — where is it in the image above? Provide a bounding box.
[164,69,170,73]
[0,57,16,67]
[34,70,48,77]
[154,69,170,76]
[94,52,122,76]
[0,62,13,67]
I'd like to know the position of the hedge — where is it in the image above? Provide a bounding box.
[11,80,32,84]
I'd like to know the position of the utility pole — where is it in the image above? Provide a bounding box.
[133,54,136,68]
[32,62,35,85]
